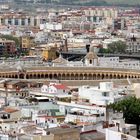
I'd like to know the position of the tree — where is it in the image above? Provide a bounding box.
[0,35,21,48]
[99,48,110,53]
[108,96,140,138]
[99,41,128,54]
[108,41,127,54]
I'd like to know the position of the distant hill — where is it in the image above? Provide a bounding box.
[14,0,140,6]
[105,0,140,6]
[53,0,140,6]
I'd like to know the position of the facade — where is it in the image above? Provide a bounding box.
[21,36,35,51]
[0,38,16,56]
[112,18,126,30]
[0,107,21,123]
[83,7,118,21]
[78,82,131,106]
[42,46,57,61]
[126,37,140,53]
[0,12,47,27]
[41,83,70,95]
[84,51,98,66]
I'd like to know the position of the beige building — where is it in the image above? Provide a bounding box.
[22,36,35,51]
[0,12,47,27]
[19,127,80,140]
[84,7,118,19]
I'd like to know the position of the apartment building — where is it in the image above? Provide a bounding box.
[83,7,118,22]
[0,38,16,56]
[0,11,47,27]
[126,36,140,53]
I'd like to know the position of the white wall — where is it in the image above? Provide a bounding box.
[106,129,121,140]
[98,57,119,64]
[41,85,48,93]
[99,82,113,91]
[78,86,99,99]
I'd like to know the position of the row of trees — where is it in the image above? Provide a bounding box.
[99,41,127,54]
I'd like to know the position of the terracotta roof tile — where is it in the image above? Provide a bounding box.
[4,108,19,113]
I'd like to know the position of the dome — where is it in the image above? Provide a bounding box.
[85,52,98,60]
[52,55,68,64]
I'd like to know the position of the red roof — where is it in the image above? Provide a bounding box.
[52,84,69,90]
[4,108,19,113]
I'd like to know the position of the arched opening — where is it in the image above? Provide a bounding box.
[71,73,75,80]
[88,74,92,80]
[79,74,83,80]
[118,75,121,79]
[19,73,24,79]
[114,75,117,79]
[30,74,33,79]
[49,74,52,79]
[121,75,124,79]
[66,74,70,80]
[110,74,112,79]
[102,74,104,79]
[58,74,61,80]
[97,74,100,80]
[105,74,109,79]
[33,74,37,79]
[45,74,48,79]
[15,74,18,78]
[37,74,40,79]
[61,74,65,80]
[26,75,29,79]
[75,74,78,80]
[41,74,44,79]
[54,74,58,79]
[83,73,87,80]
[93,74,96,80]
[12,75,15,78]
[90,59,92,64]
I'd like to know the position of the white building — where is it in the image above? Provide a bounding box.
[41,83,70,95]
[40,22,63,30]
[126,37,140,53]
[78,82,131,106]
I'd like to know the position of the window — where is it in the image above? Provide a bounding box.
[102,92,108,97]
[15,19,18,25]
[90,59,92,64]
[21,19,25,25]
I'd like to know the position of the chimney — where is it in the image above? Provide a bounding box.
[86,44,90,53]
[63,38,68,52]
